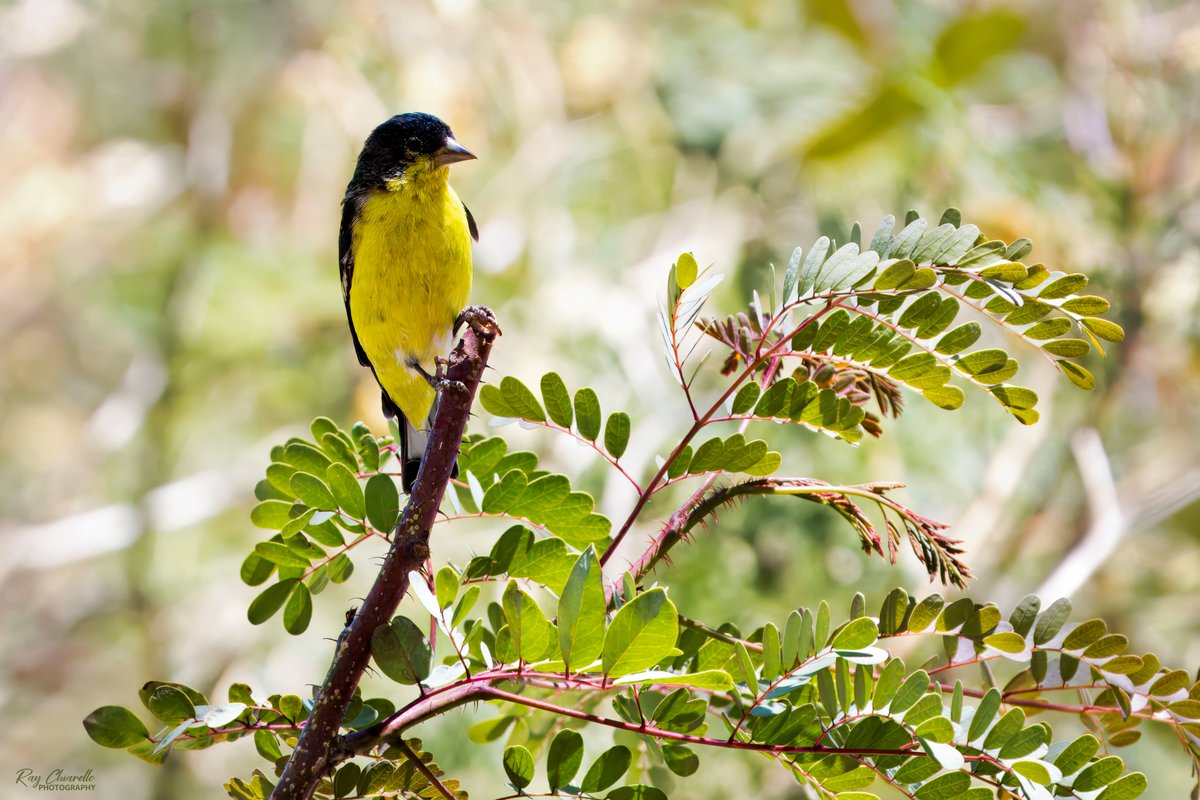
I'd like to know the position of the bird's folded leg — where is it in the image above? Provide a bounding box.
[454,304,502,338]
[408,356,467,397]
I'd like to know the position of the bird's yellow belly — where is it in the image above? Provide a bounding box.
[349,185,472,426]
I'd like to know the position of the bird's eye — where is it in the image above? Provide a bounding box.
[406,136,421,150]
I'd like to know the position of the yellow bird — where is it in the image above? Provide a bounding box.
[340,113,478,491]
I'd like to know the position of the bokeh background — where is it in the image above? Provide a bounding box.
[2,0,1199,797]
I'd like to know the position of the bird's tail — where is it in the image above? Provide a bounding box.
[398,415,427,494]
[393,395,458,494]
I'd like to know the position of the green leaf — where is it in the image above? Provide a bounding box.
[782,247,803,302]
[1084,633,1128,658]
[434,566,459,611]
[574,388,602,440]
[957,349,1008,375]
[982,707,1025,751]
[888,670,929,713]
[754,378,795,417]
[326,463,365,519]
[254,728,283,762]
[1097,772,1147,799]
[915,716,955,744]
[1033,597,1071,644]
[735,641,757,688]
[889,353,938,383]
[451,585,481,628]
[934,322,981,355]
[913,771,969,799]
[581,745,632,792]
[604,412,631,459]
[991,385,1037,410]
[762,623,781,683]
[1060,362,1099,393]
[923,385,964,410]
[979,261,1028,282]
[540,373,573,428]
[1025,318,1073,340]
[872,659,906,708]
[1043,338,1091,357]
[675,252,699,289]
[1082,316,1124,342]
[265,463,298,498]
[546,729,584,791]
[1062,618,1106,650]
[503,581,554,662]
[364,474,400,531]
[248,579,299,624]
[1062,295,1111,315]
[827,249,880,291]
[602,588,679,678]
[1012,760,1052,784]
[282,582,313,635]
[500,376,545,421]
[1149,669,1190,696]
[873,259,916,290]
[831,617,878,650]
[558,546,606,671]
[890,218,928,260]
[84,706,150,748]
[901,596,940,633]
[1039,273,1088,298]
[502,745,534,789]
[663,744,700,777]
[482,470,528,515]
[479,383,515,417]
[240,553,275,586]
[147,685,195,724]
[1075,756,1125,791]
[1054,734,1100,775]
[467,716,514,744]
[967,688,1002,743]
[999,724,1048,759]
[984,632,1026,653]
[282,441,332,476]
[607,786,668,800]
[816,600,831,645]
[797,236,831,297]
[731,382,761,414]
[371,616,432,685]
[251,500,293,530]
[254,541,311,569]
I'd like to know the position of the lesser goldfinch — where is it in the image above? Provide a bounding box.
[340,113,478,492]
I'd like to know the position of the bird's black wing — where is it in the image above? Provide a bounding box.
[465,202,479,242]
[339,193,370,367]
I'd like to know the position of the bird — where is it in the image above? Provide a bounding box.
[339,112,478,493]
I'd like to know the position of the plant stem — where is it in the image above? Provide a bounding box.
[268,319,499,800]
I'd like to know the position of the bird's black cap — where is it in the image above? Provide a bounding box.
[366,112,454,158]
[348,112,474,190]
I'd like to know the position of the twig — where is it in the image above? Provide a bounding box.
[396,738,456,800]
[268,318,499,800]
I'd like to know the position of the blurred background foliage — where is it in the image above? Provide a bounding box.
[2,0,1199,796]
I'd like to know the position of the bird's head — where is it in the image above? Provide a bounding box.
[351,112,475,190]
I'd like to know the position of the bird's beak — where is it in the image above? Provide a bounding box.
[434,137,476,167]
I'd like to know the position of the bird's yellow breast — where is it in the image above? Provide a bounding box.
[349,172,473,426]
